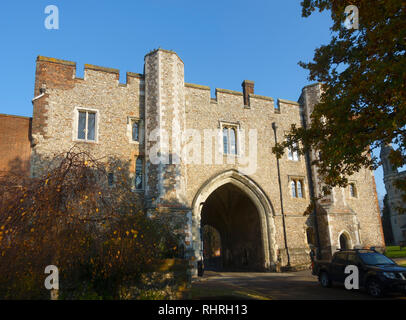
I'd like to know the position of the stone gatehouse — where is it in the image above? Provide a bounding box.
[29,48,385,276]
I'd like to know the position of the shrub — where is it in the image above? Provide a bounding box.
[0,147,179,299]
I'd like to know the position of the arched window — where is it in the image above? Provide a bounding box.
[339,233,350,250]
[349,183,357,198]
[132,121,139,142]
[291,179,304,198]
[223,127,229,154]
[297,180,303,198]
[291,181,297,198]
[135,157,143,190]
[230,128,237,155]
[221,124,239,155]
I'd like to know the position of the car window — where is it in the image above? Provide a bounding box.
[359,252,395,265]
[333,252,347,263]
[347,253,359,265]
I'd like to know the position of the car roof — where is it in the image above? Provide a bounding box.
[336,249,377,254]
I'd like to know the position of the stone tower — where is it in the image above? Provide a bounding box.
[300,83,384,256]
[143,49,192,257]
[381,144,406,244]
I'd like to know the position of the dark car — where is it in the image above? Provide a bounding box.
[312,249,406,297]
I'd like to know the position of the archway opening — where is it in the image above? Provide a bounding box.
[202,225,222,270]
[201,183,264,271]
[339,233,350,250]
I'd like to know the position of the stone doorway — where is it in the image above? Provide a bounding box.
[201,183,265,271]
[191,170,278,277]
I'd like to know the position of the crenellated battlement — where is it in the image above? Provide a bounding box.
[35,56,144,92]
[184,80,301,116]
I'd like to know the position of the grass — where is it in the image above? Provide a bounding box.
[385,246,406,259]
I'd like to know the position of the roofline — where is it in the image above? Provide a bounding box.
[0,113,32,120]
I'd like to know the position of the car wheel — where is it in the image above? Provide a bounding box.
[366,279,383,298]
[319,272,332,288]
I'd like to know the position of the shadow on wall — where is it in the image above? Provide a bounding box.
[29,147,191,257]
[4,156,30,176]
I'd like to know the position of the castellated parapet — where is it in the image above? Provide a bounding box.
[30,49,385,276]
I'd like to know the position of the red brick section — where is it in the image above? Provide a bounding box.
[32,56,76,138]
[0,114,32,175]
[372,174,386,247]
[241,80,254,106]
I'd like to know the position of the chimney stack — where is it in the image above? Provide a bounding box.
[242,80,254,106]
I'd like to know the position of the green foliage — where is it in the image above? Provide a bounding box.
[385,246,406,259]
[274,0,406,200]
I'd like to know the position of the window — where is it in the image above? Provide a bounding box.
[349,183,357,198]
[108,172,114,187]
[333,252,347,264]
[291,181,297,198]
[132,120,139,142]
[229,128,237,155]
[291,179,304,198]
[77,110,96,141]
[128,117,143,143]
[223,127,228,154]
[288,142,299,161]
[347,253,359,265]
[339,233,350,249]
[359,252,395,265]
[134,157,144,190]
[222,124,238,155]
[297,180,303,198]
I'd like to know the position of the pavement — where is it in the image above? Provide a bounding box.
[191,269,406,300]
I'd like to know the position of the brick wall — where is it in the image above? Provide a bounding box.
[0,114,31,175]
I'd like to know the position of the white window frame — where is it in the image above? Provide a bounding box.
[73,107,99,143]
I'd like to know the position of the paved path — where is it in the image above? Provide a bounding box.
[192,269,406,300]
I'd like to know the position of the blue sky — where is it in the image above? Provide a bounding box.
[0,0,387,201]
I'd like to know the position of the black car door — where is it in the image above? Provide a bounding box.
[331,252,347,282]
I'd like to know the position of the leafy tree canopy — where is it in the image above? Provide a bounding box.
[273,0,406,199]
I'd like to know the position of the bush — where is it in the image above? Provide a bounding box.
[0,148,179,299]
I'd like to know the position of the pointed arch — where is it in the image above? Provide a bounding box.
[191,170,278,274]
[338,230,352,250]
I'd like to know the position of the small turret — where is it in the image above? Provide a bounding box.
[380,144,398,176]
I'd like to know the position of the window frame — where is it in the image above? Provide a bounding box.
[133,156,144,192]
[220,121,240,156]
[287,141,299,161]
[107,172,115,187]
[349,182,358,198]
[289,176,305,199]
[73,107,99,143]
[128,117,143,144]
